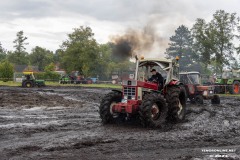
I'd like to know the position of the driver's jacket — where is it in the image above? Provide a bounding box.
[148,72,164,86]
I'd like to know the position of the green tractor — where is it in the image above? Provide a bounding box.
[22,72,45,88]
[215,69,240,94]
[59,75,71,84]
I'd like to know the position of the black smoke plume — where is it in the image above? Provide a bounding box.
[110,25,158,61]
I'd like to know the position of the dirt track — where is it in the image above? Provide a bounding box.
[0,86,240,160]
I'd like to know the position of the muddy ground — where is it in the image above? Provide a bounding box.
[0,86,240,160]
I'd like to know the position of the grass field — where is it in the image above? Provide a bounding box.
[1,81,240,95]
[46,81,121,89]
[218,93,240,97]
[0,81,121,89]
[0,81,20,86]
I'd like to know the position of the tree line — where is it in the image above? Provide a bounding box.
[0,27,133,81]
[0,9,240,81]
[166,10,240,74]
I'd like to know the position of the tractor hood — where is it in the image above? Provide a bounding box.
[35,80,45,82]
[122,79,158,90]
[197,86,214,91]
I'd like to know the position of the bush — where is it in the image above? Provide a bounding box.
[34,71,60,81]
[44,71,61,81]
[0,60,14,82]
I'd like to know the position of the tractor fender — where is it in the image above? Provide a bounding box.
[227,79,234,85]
[164,80,186,97]
[167,80,182,86]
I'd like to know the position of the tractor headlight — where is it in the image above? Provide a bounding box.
[123,95,127,99]
[131,96,136,100]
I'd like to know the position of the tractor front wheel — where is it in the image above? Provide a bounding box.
[99,91,122,124]
[166,86,186,122]
[211,95,220,104]
[195,95,204,105]
[139,93,168,128]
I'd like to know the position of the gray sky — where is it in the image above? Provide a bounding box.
[0,0,240,56]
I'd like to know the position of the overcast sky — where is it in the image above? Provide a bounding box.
[0,0,240,56]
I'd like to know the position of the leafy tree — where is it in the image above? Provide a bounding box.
[95,43,135,80]
[94,43,112,80]
[0,60,14,82]
[0,42,7,62]
[29,46,54,71]
[13,31,29,53]
[192,10,240,73]
[210,10,239,73]
[60,26,99,76]
[192,19,211,69]
[43,62,60,81]
[44,62,55,72]
[165,25,197,71]
[8,31,29,65]
[230,55,240,69]
[54,49,62,63]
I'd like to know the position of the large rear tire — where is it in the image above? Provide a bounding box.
[139,93,168,128]
[166,85,186,122]
[99,91,122,124]
[229,81,240,94]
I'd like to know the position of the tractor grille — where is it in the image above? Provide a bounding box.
[123,87,136,100]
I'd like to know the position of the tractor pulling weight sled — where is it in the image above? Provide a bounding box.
[99,56,186,128]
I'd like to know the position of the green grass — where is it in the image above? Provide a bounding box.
[218,93,240,97]
[0,81,121,89]
[45,81,121,89]
[0,81,21,86]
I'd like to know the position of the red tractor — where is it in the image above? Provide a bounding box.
[179,72,220,105]
[99,56,186,128]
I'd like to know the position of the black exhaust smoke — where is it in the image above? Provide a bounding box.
[110,25,157,61]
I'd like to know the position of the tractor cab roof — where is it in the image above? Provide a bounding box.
[139,58,174,71]
[23,72,34,75]
[139,58,172,64]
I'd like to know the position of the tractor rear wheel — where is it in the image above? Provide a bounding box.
[166,85,186,122]
[229,81,240,94]
[211,95,220,104]
[139,93,168,128]
[22,81,34,88]
[99,91,122,124]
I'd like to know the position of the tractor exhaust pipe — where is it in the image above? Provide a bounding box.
[135,55,139,80]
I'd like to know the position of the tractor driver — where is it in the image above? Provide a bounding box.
[26,74,31,80]
[148,69,164,88]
